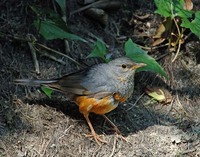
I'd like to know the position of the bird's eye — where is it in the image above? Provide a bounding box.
[121,64,127,69]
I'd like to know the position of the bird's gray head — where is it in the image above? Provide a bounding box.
[108,57,146,79]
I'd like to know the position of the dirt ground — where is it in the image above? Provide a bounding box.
[0,0,200,157]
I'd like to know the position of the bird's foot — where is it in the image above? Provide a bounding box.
[84,133,108,145]
[102,115,126,141]
[112,125,121,134]
[115,133,127,142]
[109,126,127,142]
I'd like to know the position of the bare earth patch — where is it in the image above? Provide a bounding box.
[0,0,199,156]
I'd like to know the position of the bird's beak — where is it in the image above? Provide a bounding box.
[131,63,146,70]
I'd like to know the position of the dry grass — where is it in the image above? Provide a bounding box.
[0,0,200,156]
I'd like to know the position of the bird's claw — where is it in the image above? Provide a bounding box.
[84,133,108,145]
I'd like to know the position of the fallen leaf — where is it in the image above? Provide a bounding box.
[145,86,172,104]
[153,17,175,46]
[183,0,193,11]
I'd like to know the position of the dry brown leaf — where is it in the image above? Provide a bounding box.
[152,17,175,46]
[84,8,108,26]
[152,38,166,46]
[183,0,193,11]
[133,14,150,20]
[153,23,166,39]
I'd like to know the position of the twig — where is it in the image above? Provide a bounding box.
[0,32,84,67]
[155,52,169,61]
[108,136,117,157]
[52,0,57,13]
[92,145,103,157]
[171,37,181,62]
[164,96,175,117]
[27,34,40,74]
[64,40,70,54]
[58,125,73,141]
[182,149,196,155]
[126,93,145,111]
[112,22,120,36]
[0,31,31,42]
[137,43,168,51]
[38,50,66,65]
[176,94,191,118]
[174,18,181,36]
[40,138,51,157]
[56,0,71,55]
[36,43,85,67]
[133,13,150,20]
[70,0,108,15]
[184,31,193,41]
[171,18,183,63]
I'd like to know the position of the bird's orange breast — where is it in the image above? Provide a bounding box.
[75,95,119,115]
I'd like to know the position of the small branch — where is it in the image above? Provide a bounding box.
[0,32,84,67]
[70,0,108,15]
[171,18,183,62]
[155,53,169,61]
[174,18,181,36]
[138,43,169,51]
[108,136,117,157]
[184,31,192,41]
[38,50,66,65]
[171,38,181,62]
[27,34,40,74]
[182,149,196,155]
[36,43,85,67]
[176,94,191,118]
[126,93,145,111]
[0,31,32,42]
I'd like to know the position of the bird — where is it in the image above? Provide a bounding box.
[14,57,146,145]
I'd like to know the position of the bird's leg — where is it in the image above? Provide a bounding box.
[102,115,127,141]
[83,113,107,145]
[102,114,121,134]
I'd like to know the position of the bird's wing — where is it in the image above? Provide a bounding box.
[47,66,115,97]
[45,70,90,95]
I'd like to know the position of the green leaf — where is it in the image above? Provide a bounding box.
[147,91,166,102]
[31,6,68,31]
[154,0,172,17]
[154,0,192,19]
[154,0,200,38]
[181,11,200,38]
[31,6,86,42]
[125,39,168,78]
[55,0,66,14]
[34,18,86,42]
[87,39,107,62]
[41,86,53,98]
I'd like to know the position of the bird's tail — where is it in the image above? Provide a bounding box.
[14,79,57,87]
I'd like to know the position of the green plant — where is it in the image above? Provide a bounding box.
[41,86,53,98]
[31,6,86,42]
[30,1,88,97]
[153,0,200,61]
[87,39,108,62]
[154,0,200,37]
[88,38,167,78]
[125,39,167,78]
